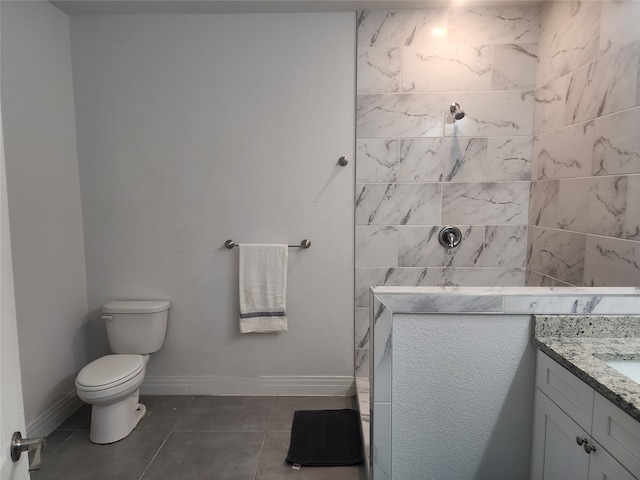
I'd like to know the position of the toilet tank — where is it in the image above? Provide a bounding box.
[102,300,170,354]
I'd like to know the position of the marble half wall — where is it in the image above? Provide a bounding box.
[355,6,540,376]
[528,1,640,288]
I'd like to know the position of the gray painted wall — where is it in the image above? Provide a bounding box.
[69,13,356,392]
[392,313,534,479]
[1,1,89,432]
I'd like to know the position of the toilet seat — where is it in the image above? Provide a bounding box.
[76,354,145,399]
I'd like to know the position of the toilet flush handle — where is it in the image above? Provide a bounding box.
[101,315,114,321]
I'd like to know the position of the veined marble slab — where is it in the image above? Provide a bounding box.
[565,42,638,126]
[536,1,600,87]
[371,286,640,315]
[356,139,400,183]
[534,76,568,136]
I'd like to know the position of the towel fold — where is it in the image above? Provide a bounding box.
[239,244,288,333]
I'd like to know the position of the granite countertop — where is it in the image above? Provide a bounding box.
[534,315,640,423]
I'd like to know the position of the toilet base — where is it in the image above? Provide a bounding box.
[89,392,146,444]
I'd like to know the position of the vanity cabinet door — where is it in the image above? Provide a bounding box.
[592,393,640,479]
[588,441,637,480]
[532,389,591,480]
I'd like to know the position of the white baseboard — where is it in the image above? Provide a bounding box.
[25,376,354,436]
[27,390,83,438]
[140,375,355,396]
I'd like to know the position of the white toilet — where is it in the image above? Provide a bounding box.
[76,300,170,444]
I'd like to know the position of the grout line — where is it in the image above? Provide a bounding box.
[138,395,194,480]
[251,396,276,480]
[138,431,172,480]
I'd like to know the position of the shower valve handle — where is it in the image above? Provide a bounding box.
[438,226,462,249]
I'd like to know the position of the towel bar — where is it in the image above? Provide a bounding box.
[225,239,311,249]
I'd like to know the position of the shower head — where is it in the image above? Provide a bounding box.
[450,102,465,120]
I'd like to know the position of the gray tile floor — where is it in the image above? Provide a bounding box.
[32,396,365,480]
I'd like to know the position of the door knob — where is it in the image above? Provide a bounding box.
[11,431,46,472]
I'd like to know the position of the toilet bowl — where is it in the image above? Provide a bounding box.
[76,354,148,444]
[75,300,170,444]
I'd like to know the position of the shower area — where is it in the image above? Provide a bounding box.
[353,2,640,379]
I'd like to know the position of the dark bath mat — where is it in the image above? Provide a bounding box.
[285,409,363,466]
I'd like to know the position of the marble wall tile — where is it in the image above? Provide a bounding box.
[402,44,492,92]
[377,291,505,312]
[583,235,640,287]
[355,308,370,350]
[533,121,594,180]
[565,42,638,125]
[503,293,640,313]
[397,226,440,267]
[398,225,484,268]
[637,52,640,106]
[486,137,532,181]
[357,93,444,138]
[539,1,572,44]
[357,9,449,48]
[398,138,445,182]
[536,1,601,87]
[372,304,393,402]
[558,176,627,237]
[356,139,400,183]
[355,347,369,378]
[355,267,439,307]
[440,138,489,183]
[439,267,526,286]
[492,44,538,90]
[592,107,640,176]
[442,182,529,225]
[371,402,391,480]
[525,269,555,286]
[626,175,640,240]
[484,225,527,267]
[527,226,586,285]
[534,76,568,135]
[356,183,442,225]
[448,6,541,45]
[400,137,528,183]
[356,226,399,267]
[529,180,560,228]
[357,47,401,94]
[599,1,640,55]
[443,90,535,137]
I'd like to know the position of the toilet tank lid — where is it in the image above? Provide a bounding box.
[103,300,171,314]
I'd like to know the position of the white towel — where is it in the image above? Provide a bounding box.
[239,244,288,333]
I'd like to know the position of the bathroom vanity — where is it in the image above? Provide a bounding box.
[366,286,640,480]
[532,316,640,480]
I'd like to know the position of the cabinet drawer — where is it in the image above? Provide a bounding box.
[536,351,595,430]
[592,393,640,479]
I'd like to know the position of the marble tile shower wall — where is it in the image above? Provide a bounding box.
[354,7,540,376]
[528,1,640,288]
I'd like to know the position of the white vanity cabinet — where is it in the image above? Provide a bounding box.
[532,351,639,480]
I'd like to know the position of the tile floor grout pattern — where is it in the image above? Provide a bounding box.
[32,395,365,480]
